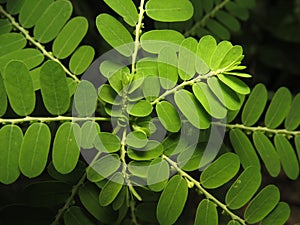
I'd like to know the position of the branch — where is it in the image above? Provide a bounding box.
[162,155,246,225]
[0,5,80,83]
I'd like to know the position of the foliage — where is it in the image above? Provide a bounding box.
[0,0,299,225]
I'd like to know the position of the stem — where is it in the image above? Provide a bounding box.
[151,71,214,105]
[184,0,231,36]
[131,0,146,74]
[162,155,246,225]
[0,5,80,83]
[213,122,300,136]
[0,116,111,124]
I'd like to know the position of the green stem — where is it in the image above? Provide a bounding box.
[151,71,214,105]
[0,5,80,83]
[0,116,111,124]
[162,155,246,225]
[184,0,231,36]
[131,0,146,74]
[213,122,300,136]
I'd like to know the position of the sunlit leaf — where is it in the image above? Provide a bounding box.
[197,35,217,67]
[157,175,188,225]
[156,101,181,132]
[210,40,233,71]
[19,123,51,178]
[0,125,23,184]
[218,74,250,94]
[98,84,119,105]
[178,37,197,80]
[200,153,240,189]
[219,45,243,70]
[225,166,261,209]
[94,132,121,153]
[194,199,218,225]
[127,100,153,117]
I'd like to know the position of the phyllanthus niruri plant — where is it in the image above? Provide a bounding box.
[0,0,299,225]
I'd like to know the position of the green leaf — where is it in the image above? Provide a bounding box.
[103,0,138,26]
[19,0,53,28]
[156,101,181,132]
[177,143,205,171]
[19,123,51,178]
[96,13,134,57]
[158,47,178,89]
[244,185,280,224]
[228,221,241,225]
[40,61,70,115]
[127,100,153,117]
[218,74,250,94]
[34,0,73,43]
[87,154,121,182]
[145,0,193,22]
[143,75,160,101]
[219,45,243,70]
[193,82,227,119]
[112,186,127,210]
[200,153,240,189]
[206,18,230,40]
[128,140,163,161]
[69,45,95,75]
[194,199,218,225]
[128,161,151,178]
[265,87,292,128]
[0,49,44,72]
[140,30,184,54]
[207,77,241,110]
[94,132,121,153]
[296,135,300,163]
[225,2,249,21]
[74,80,97,116]
[274,134,299,180]
[225,166,262,210]
[260,202,290,225]
[126,131,148,148]
[80,121,100,149]
[30,67,41,91]
[0,33,26,56]
[53,17,88,59]
[4,60,35,116]
[52,122,81,174]
[242,83,268,126]
[197,35,217,68]
[215,11,240,32]
[210,40,233,71]
[178,37,197,80]
[22,180,71,207]
[147,157,169,192]
[174,89,210,129]
[67,77,78,97]
[98,84,119,105]
[253,132,280,177]
[99,172,124,206]
[0,125,23,184]
[64,206,94,225]
[0,19,12,34]
[79,183,117,223]
[285,93,300,130]
[6,0,24,14]
[229,129,261,169]
[0,73,7,116]
[157,175,188,225]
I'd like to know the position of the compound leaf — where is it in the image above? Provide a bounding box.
[156,101,181,132]
[229,129,260,169]
[145,0,193,22]
[19,123,51,178]
[74,80,97,117]
[265,87,292,128]
[103,0,138,26]
[69,45,95,75]
[242,83,268,126]
[253,132,280,177]
[200,153,240,189]
[174,89,210,129]
[0,125,23,184]
[194,199,218,225]
[274,134,299,180]
[157,175,188,225]
[53,17,88,59]
[244,185,280,224]
[4,60,35,116]
[96,13,134,57]
[40,61,70,115]
[225,166,261,210]
[52,122,81,174]
[34,0,72,43]
[64,206,94,225]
